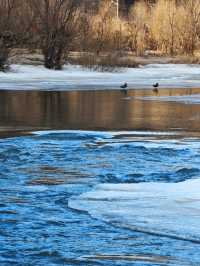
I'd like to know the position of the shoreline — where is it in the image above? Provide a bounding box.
[8,50,200,66]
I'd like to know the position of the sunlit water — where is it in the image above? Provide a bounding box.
[2,88,200,136]
[1,130,200,265]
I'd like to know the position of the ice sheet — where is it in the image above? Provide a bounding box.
[0,64,200,90]
[69,178,200,243]
[139,94,200,104]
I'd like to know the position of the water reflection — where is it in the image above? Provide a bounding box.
[1,88,200,136]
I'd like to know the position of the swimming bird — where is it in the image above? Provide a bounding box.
[152,82,159,93]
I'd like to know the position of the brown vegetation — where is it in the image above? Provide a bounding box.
[68,53,139,72]
[1,0,200,71]
[28,0,79,70]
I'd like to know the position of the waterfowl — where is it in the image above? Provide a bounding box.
[152,82,159,93]
[120,82,128,89]
[120,82,128,94]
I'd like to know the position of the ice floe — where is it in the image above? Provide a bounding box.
[69,178,200,243]
[137,94,200,104]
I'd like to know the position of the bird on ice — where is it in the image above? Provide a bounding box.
[120,82,128,94]
[152,82,159,93]
[120,82,128,89]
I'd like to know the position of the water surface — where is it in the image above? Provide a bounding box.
[1,88,200,136]
[1,130,200,266]
[1,89,200,265]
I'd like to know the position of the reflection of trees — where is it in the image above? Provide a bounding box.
[1,89,200,132]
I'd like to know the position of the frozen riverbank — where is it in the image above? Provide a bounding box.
[1,64,200,90]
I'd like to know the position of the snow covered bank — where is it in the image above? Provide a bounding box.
[0,64,200,90]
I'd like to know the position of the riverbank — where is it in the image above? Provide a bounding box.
[8,49,200,67]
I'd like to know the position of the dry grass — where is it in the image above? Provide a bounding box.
[127,0,200,56]
[68,53,139,72]
[82,0,200,58]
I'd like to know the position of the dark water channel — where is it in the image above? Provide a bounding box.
[1,88,200,136]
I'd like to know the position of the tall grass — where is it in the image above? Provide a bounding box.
[2,0,200,70]
[78,0,200,58]
[126,0,200,56]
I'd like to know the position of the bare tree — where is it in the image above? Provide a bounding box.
[127,1,150,55]
[166,0,177,55]
[180,0,200,55]
[89,0,118,55]
[0,0,35,71]
[29,0,79,70]
[0,0,17,70]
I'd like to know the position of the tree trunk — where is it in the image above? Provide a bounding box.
[44,46,55,69]
[43,45,64,70]
[0,45,9,71]
[54,46,64,70]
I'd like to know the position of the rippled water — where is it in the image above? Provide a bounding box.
[1,130,200,265]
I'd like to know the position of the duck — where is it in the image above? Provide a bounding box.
[120,82,128,89]
[120,82,128,94]
[152,82,159,93]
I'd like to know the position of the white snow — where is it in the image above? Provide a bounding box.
[1,64,200,90]
[69,178,200,242]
